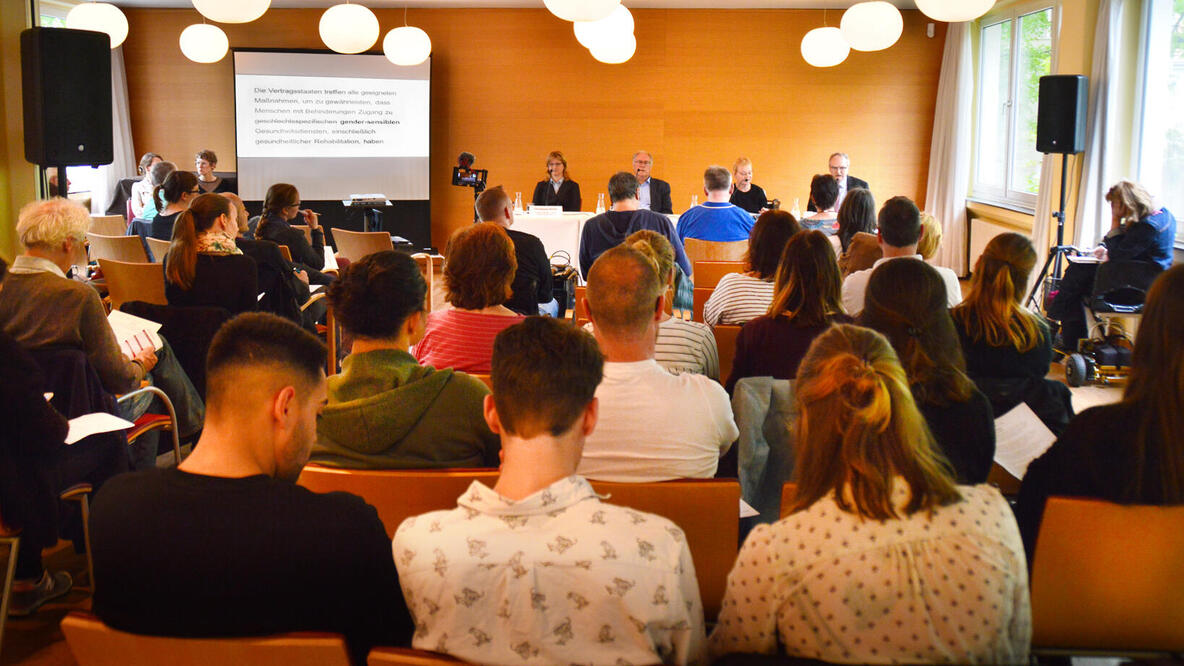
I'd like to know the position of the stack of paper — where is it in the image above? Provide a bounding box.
[107,310,163,357]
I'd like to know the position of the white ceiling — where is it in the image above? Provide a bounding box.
[109,1,919,8]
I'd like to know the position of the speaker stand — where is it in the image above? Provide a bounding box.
[1026,152,1075,311]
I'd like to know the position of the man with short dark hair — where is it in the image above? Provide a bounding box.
[580,246,737,481]
[394,317,706,664]
[632,150,673,214]
[808,152,870,212]
[91,313,412,660]
[841,195,962,315]
[475,186,556,316]
[578,171,692,279]
[676,166,755,243]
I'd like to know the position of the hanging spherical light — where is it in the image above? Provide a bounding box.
[589,31,636,64]
[179,23,229,63]
[192,0,270,24]
[840,1,903,52]
[65,2,129,49]
[319,3,380,54]
[383,26,432,66]
[544,0,620,24]
[800,26,850,68]
[915,0,995,23]
[573,5,633,49]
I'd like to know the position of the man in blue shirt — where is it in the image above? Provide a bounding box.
[675,166,755,243]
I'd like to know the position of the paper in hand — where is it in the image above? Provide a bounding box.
[66,412,136,445]
[993,402,1057,479]
[107,309,164,355]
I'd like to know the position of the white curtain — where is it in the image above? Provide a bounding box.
[1073,0,1124,247]
[92,45,136,214]
[925,23,974,276]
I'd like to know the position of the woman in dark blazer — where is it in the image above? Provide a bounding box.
[530,151,581,211]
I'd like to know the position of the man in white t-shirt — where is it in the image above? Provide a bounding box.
[580,246,738,481]
[842,196,962,316]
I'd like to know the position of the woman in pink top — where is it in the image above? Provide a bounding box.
[413,223,525,373]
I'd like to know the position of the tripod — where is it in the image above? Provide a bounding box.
[1026,152,1077,311]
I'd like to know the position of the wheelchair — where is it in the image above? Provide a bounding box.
[1062,259,1162,387]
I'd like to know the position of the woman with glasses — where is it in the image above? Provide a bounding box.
[149,170,201,241]
[530,150,581,211]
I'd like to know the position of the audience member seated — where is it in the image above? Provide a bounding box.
[676,165,755,243]
[137,160,176,222]
[129,152,162,219]
[842,195,961,316]
[149,170,200,241]
[860,259,994,483]
[91,313,412,661]
[917,211,943,261]
[194,148,234,194]
[0,198,204,470]
[1047,179,1176,348]
[709,324,1030,664]
[414,224,525,373]
[314,251,499,468]
[253,183,329,278]
[951,233,1071,435]
[579,245,737,481]
[726,230,851,392]
[1016,264,1184,560]
[394,316,706,664]
[476,186,556,316]
[625,230,719,379]
[164,193,258,315]
[799,174,839,233]
[579,171,691,279]
[835,187,879,276]
[728,156,768,214]
[703,210,799,326]
[530,150,582,211]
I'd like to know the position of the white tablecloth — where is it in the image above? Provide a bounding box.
[511,212,592,268]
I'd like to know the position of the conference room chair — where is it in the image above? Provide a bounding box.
[469,373,493,390]
[367,647,465,664]
[692,288,713,323]
[87,233,149,263]
[333,229,394,263]
[589,478,740,621]
[714,325,741,383]
[779,482,799,519]
[88,214,128,237]
[410,253,435,311]
[96,259,166,310]
[290,224,313,247]
[684,238,748,265]
[144,237,170,264]
[295,466,500,538]
[986,463,1021,497]
[0,508,18,661]
[61,612,352,666]
[1030,497,1184,658]
[572,285,589,327]
[692,261,745,289]
[277,244,293,262]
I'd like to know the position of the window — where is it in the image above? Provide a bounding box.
[1135,0,1184,243]
[973,5,1056,210]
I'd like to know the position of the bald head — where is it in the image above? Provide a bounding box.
[585,246,663,341]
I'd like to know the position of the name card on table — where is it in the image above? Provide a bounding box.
[527,205,563,215]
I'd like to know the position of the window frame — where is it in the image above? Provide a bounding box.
[1132,0,1184,246]
[971,1,1059,213]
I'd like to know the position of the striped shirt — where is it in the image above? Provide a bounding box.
[412,309,525,374]
[585,317,720,381]
[703,273,776,326]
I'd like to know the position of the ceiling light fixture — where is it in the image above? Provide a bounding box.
[179,22,228,63]
[915,0,995,23]
[544,0,620,23]
[65,2,129,49]
[320,2,380,54]
[383,9,431,66]
[840,1,903,52]
[192,0,270,24]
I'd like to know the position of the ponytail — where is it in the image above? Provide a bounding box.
[166,209,199,290]
[259,183,299,240]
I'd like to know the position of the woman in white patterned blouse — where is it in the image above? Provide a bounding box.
[709,324,1031,664]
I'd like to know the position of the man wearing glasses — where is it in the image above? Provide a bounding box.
[808,152,869,212]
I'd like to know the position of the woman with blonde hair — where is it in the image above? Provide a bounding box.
[164,193,257,315]
[916,211,943,260]
[725,229,850,391]
[710,324,1030,664]
[530,150,581,211]
[951,232,1071,433]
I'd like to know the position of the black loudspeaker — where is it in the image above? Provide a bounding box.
[1036,74,1087,155]
[21,27,113,167]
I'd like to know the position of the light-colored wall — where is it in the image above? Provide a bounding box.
[0,2,36,261]
[121,8,947,248]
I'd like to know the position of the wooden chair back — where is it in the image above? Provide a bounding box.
[779,482,799,518]
[411,253,435,311]
[144,237,170,264]
[1030,497,1184,654]
[61,612,351,666]
[296,466,500,538]
[87,233,148,263]
[97,259,166,310]
[333,229,394,262]
[573,285,589,326]
[470,373,493,390]
[692,261,745,289]
[589,478,740,621]
[986,463,1021,497]
[88,215,127,237]
[290,224,313,246]
[278,244,293,262]
[367,647,465,664]
[684,238,748,264]
[713,325,741,384]
[692,288,713,323]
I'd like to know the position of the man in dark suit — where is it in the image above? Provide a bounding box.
[476,186,556,316]
[632,151,673,215]
[808,152,869,212]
